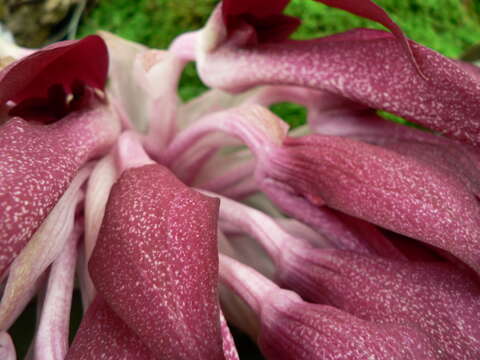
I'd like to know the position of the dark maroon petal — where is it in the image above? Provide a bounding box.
[89,164,224,359]
[282,249,480,359]
[265,133,480,273]
[66,296,155,360]
[0,106,119,278]
[0,36,108,106]
[198,28,480,146]
[222,0,290,23]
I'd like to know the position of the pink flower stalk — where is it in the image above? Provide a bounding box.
[2,0,480,358]
[0,332,16,360]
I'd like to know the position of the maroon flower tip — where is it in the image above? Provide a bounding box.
[221,0,300,43]
[220,0,420,74]
[0,35,108,122]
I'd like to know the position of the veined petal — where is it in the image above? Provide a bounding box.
[0,105,119,277]
[267,134,480,273]
[309,92,480,199]
[0,166,90,330]
[66,296,155,360]
[283,249,480,359]
[219,255,443,360]
[89,164,224,359]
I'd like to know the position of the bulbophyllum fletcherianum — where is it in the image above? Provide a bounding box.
[1,0,480,359]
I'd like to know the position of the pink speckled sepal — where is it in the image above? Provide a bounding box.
[89,164,225,359]
[66,296,155,360]
[198,25,480,147]
[219,255,442,360]
[265,134,480,274]
[0,106,119,278]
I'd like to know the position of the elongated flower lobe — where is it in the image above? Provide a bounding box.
[89,164,225,359]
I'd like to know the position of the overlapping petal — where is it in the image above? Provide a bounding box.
[265,133,480,273]
[0,106,119,277]
[220,255,443,360]
[193,0,480,146]
[66,296,155,360]
[0,167,89,330]
[281,249,480,359]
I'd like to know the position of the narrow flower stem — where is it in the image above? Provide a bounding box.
[199,160,256,193]
[219,254,277,315]
[170,134,240,184]
[169,31,199,62]
[162,105,288,166]
[114,131,154,174]
[34,226,80,360]
[200,190,308,265]
[0,332,16,360]
[221,177,258,199]
[82,154,117,307]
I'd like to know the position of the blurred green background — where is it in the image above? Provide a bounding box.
[77,0,480,128]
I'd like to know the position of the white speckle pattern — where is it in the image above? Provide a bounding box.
[199,28,480,146]
[260,290,445,360]
[89,164,225,359]
[0,106,117,277]
[267,134,480,274]
[66,296,155,360]
[282,249,480,359]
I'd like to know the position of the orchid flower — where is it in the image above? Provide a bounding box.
[1,0,480,359]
